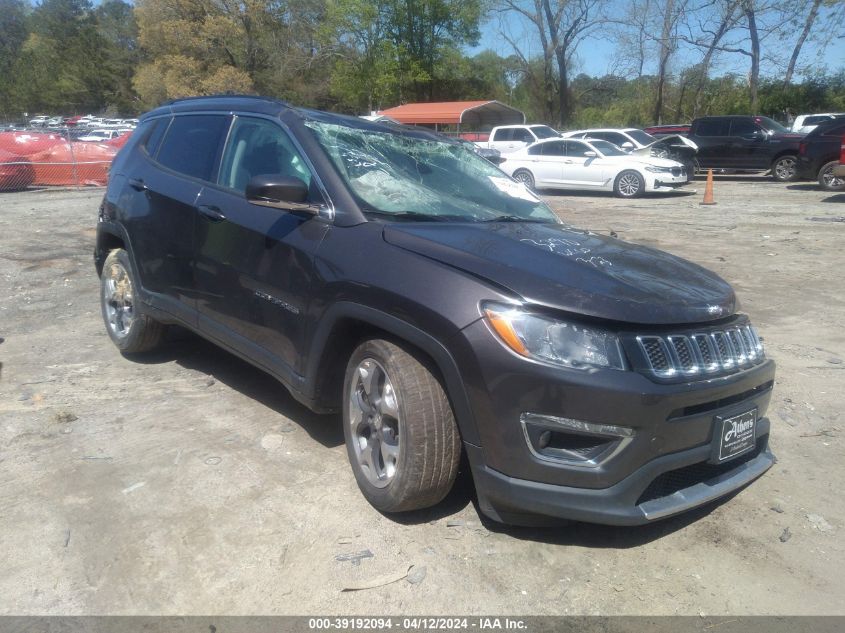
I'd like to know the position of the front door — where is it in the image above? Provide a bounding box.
[193,115,330,379]
[561,140,603,187]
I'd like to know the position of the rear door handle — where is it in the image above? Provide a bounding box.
[128,178,147,191]
[198,204,226,222]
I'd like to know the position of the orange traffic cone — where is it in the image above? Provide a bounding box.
[700,169,716,205]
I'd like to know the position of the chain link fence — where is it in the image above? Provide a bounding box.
[0,128,130,191]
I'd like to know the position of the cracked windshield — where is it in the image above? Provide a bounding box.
[306,121,559,223]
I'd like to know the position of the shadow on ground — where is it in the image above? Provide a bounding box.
[127,329,344,449]
[121,329,733,547]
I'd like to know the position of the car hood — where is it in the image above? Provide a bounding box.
[631,134,699,155]
[383,222,736,325]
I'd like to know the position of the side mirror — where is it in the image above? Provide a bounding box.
[246,174,319,215]
[621,142,634,150]
[583,151,598,158]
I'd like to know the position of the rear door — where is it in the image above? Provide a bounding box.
[193,115,330,378]
[120,114,229,325]
[693,118,734,168]
[524,141,565,186]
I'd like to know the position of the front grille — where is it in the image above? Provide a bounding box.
[636,440,764,505]
[671,167,682,177]
[636,324,764,379]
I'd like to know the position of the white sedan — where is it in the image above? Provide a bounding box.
[500,138,689,198]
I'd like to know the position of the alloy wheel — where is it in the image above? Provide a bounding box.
[102,261,135,339]
[618,172,641,196]
[348,358,401,488]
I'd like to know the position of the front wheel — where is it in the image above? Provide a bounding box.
[772,155,798,182]
[818,160,845,191]
[342,339,461,513]
[614,170,645,198]
[512,169,536,191]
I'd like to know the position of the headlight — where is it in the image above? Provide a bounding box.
[483,303,626,370]
[644,165,673,173]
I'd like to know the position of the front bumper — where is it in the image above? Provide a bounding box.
[645,171,688,191]
[468,429,773,526]
[450,318,776,525]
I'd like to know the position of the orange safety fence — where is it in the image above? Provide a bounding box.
[0,130,131,190]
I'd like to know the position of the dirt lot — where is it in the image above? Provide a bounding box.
[1,179,843,615]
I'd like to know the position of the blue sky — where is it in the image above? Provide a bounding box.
[469,4,845,81]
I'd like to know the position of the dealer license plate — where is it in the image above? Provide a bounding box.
[715,409,757,462]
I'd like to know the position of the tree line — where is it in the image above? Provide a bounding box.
[1,0,843,127]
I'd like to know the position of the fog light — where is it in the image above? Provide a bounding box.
[521,413,635,467]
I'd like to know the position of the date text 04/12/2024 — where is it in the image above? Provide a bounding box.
[307,618,528,630]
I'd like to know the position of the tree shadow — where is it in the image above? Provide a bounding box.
[127,329,343,449]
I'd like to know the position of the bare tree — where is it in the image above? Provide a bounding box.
[783,0,822,85]
[498,0,607,126]
[653,0,689,123]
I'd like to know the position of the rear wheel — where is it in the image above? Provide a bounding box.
[772,155,798,182]
[342,339,461,513]
[818,160,845,191]
[614,170,645,198]
[512,169,536,191]
[100,249,166,354]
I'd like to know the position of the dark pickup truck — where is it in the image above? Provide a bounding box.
[687,116,804,181]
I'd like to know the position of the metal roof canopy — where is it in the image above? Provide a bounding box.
[378,100,525,128]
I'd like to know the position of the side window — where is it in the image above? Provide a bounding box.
[512,128,532,143]
[492,128,512,142]
[527,143,544,155]
[696,119,730,136]
[541,141,566,156]
[156,115,230,181]
[566,141,591,157]
[218,117,314,194]
[607,133,628,145]
[821,123,845,137]
[730,119,760,136]
[805,116,828,126]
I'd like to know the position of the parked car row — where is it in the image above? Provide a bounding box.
[26,115,138,130]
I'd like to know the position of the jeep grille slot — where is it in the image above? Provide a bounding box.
[637,325,765,379]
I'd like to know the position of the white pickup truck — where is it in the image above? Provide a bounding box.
[476,125,560,154]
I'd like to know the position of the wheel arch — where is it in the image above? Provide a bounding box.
[305,302,480,445]
[95,221,131,276]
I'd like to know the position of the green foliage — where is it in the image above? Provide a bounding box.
[0,0,843,124]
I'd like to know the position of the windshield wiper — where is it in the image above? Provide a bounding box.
[363,209,462,222]
[481,215,550,223]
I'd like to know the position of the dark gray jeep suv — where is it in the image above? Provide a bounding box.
[96,96,776,526]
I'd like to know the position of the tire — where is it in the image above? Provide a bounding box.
[818,160,845,191]
[342,339,461,513]
[614,170,645,198]
[512,169,536,191]
[771,155,799,182]
[99,248,166,354]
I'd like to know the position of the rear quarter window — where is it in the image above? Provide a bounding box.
[155,115,230,182]
[140,117,170,157]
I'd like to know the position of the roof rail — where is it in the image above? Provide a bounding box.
[159,94,289,107]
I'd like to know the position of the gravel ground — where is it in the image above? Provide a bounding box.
[0,179,843,615]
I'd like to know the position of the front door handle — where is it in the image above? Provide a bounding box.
[128,178,147,191]
[198,204,226,222]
